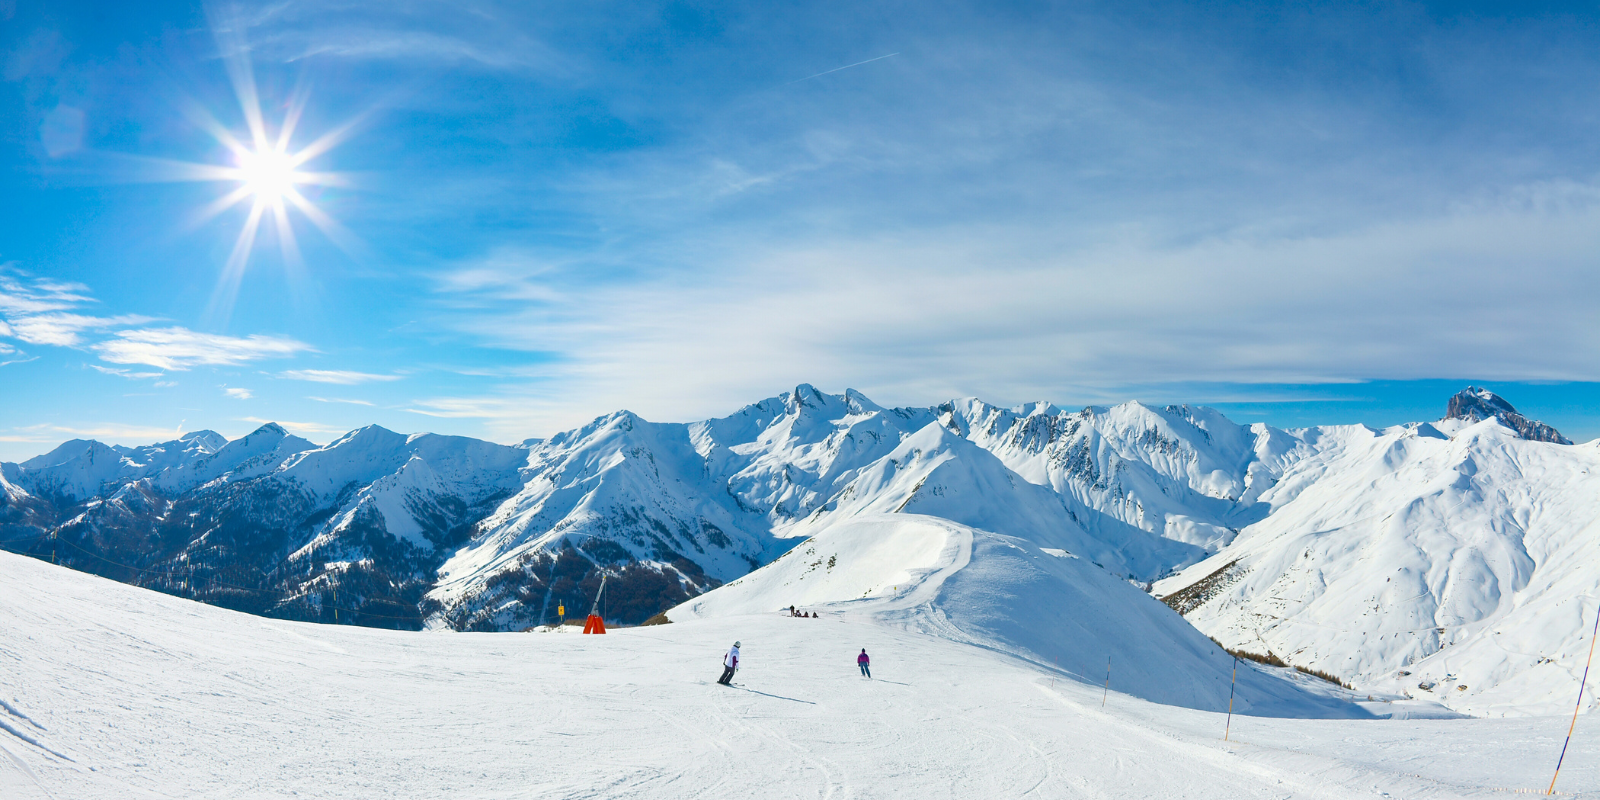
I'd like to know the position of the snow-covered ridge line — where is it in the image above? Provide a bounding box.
[0,384,1590,716]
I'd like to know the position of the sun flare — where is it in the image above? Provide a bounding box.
[146,47,361,324]
[234,147,303,204]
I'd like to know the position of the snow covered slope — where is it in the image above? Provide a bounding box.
[673,514,1359,715]
[430,385,1258,630]
[4,547,1595,799]
[0,423,529,628]
[1155,418,1600,716]
[4,382,1596,721]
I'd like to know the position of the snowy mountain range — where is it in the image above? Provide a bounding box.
[2,384,1592,715]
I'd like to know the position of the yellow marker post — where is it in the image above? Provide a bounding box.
[1549,604,1600,794]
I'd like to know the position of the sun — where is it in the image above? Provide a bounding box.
[234,147,303,204]
[126,13,367,324]
[146,61,362,324]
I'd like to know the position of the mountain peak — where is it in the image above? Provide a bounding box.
[1445,386,1571,444]
[789,383,827,407]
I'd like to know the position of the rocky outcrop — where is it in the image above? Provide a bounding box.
[1445,386,1571,444]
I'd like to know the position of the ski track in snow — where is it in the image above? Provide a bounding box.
[3,549,1599,799]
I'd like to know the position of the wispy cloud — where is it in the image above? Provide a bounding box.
[0,271,310,380]
[309,396,375,406]
[0,270,157,346]
[6,422,188,445]
[7,312,157,346]
[281,369,402,384]
[94,327,311,370]
[425,183,1600,438]
[240,416,344,438]
[786,52,899,85]
[242,2,567,72]
[403,397,515,419]
[0,271,95,315]
[224,387,253,399]
[91,364,165,380]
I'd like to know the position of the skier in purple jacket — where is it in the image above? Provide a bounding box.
[857,648,871,678]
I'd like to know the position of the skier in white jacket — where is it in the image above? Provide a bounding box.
[718,642,741,685]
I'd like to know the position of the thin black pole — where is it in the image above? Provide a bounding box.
[1102,657,1111,708]
[1225,656,1238,741]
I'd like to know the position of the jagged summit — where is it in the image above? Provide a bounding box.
[244,421,290,438]
[4,383,1598,714]
[1445,386,1571,444]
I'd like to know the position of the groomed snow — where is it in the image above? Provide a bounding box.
[4,548,1598,799]
[675,514,1362,715]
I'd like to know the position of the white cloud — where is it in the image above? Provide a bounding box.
[0,272,152,347]
[240,417,343,438]
[0,272,94,315]
[91,365,165,380]
[94,327,311,370]
[403,397,516,419]
[426,186,1600,440]
[309,396,375,406]
[7,422,188,445]
[0,271,311,377]
[5,312,155,346]
[224,387,253,400]
[281,369,401,385]
[242,3,566,73]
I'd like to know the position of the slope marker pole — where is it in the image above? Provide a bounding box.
[1103,657,1111,708]
[1549,601,1600,795]
[1224,655,1238,741]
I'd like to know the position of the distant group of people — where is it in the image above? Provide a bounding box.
[788,605,818,618]
[715,641,871,685]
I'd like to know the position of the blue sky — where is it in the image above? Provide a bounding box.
[2,0,1598,460]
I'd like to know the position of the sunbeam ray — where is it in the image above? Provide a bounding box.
[289,114,367,167]
[272,199,306,285]
[277,79,312,153]
[283,188,363,258]
[206,198,266,326]
[188,184,255,230]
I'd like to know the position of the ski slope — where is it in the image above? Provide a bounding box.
[675,514,1359,715]
[4,549,1598,799]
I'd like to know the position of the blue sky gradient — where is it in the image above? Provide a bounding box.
[2,0,1598,459]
